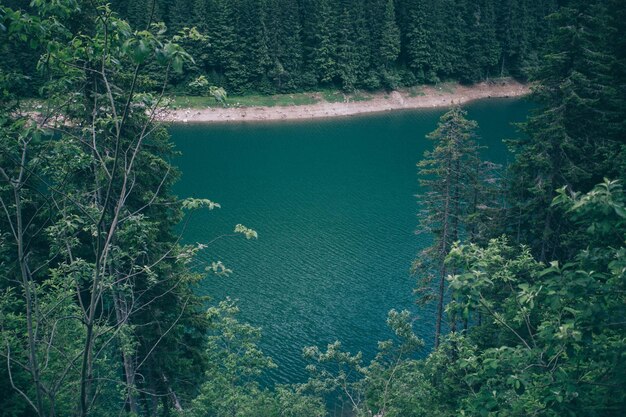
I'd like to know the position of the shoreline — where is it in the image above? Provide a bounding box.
[161,80,530,124]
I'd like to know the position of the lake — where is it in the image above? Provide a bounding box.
[170,98,532,386]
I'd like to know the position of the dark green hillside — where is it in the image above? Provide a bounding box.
[109,0,557,93]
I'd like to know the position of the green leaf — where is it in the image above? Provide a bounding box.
[234,224,258,240]
[614,204,626,219]
[132,39,150,63]
[172,56,183,73]
[181,198,221,210]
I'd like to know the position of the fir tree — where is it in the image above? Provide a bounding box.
[414,107,482,347]
[402,0,436,82]
[307,0,337,85]
[378,0,401,69]
[335,5,358,91]
[461,0,501,82]
[267,0,304,92]
[508,0,621,260]
[237,0,272,93]
[350,0,374,88]
[169,0,192,32]
[436,0,467,79]
[207,0,241,91]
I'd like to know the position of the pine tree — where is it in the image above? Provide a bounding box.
[402,0,436,83]
[414,107,482,347]
[307,0,337,85]
[126,0,160,29]
[378,0,400,69]
[237,0,272,93]
[186,0,214,76]
[508,0,621,261]
[435,0,467,79]
[350,0,374,88]
[169,0,192,32]
[206,0,241,91]
[461,0,500,83]
[335,5,358,91]
[267,0,304,92]
[497,0,530,78]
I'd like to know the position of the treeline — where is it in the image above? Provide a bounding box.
[108,0,556,94]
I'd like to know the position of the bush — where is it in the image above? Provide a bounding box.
[187,75,210,96]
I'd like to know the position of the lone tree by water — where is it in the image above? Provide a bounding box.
[414,106,483,347]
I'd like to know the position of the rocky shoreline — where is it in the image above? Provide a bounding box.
[161,80,530,124]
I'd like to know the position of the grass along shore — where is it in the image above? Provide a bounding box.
[20,79,529,124]
[163,79,529,123]
[168,88,382,109]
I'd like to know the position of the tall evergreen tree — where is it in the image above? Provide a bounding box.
[334,5,358,91]
[349,0,373,88]
[414,107,482,347]
[508,0,621,260]
[306,0,337,85]
[266,0,304,92]
[169,0,192,32]
[206,0,241,90]
[402,0,436,83]
[435,0,468,79]
[236,0,272,93]
[497,0,531,78]
[378,0,401,70]
[461,0,501,82]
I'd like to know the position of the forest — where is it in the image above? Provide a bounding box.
[0,0,625,416]
[7,0,557,96]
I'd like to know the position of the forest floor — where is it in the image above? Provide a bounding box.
[161,79,530,123]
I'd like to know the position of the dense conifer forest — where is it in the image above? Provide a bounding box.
[112,0,556,93]
[5,0,558,96]
[0,0,625,416]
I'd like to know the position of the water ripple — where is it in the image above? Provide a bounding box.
[171,98,532,385]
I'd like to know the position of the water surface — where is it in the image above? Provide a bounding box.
[170,98,532,384]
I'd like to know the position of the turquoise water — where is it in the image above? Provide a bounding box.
[170,98,532,385]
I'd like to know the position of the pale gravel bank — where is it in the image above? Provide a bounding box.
[161,80,530,124]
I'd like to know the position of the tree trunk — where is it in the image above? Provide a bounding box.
[14,184,47,417]
[435,262,447,348]
[162,373,183,412]
[113,291,139,415]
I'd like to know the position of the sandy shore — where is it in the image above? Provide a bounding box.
[161,80,529,124]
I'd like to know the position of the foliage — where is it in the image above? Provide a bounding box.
[507,0,625,261]
[2,1,626,417]
[414,106,500,346]
[185,299,326,417]
[303,310,428,416]
[186,75,209,96]
[306,179,626,416]
[103,0,556,94]
[439,179,626,416]
[0,1,273,417]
